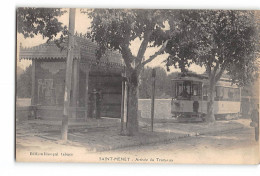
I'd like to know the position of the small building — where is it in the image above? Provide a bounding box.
[18,35,125,121]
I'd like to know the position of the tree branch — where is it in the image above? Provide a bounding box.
[215,66,226,81]
[141,40,168,67]
[215,57,230,81]
[136,31,152,62]
[212,62,219,77]
[121,44,135,72]
[206,61,212,77]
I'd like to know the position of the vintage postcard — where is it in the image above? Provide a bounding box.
[16,8,260,164]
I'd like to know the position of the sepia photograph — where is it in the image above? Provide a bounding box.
[15,7,259,164]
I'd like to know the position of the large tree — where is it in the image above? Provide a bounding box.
[165,10,259,122]
[84,9,175,135]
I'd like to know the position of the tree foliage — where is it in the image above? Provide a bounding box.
[166,10,259,87]
[165,10,259,122]
[84,9,175,75]
[17,8,67,41]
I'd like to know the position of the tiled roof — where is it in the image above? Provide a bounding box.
[19,35,124,66]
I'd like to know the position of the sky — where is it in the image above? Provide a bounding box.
[17,8,205,74]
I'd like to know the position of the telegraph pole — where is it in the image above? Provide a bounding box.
[61,8,76,141]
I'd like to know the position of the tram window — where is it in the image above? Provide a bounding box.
[203,85,208,96]
[176,82,183,96]
[234,88,240,101]
[216,86,224,100]
[228,88,240,101]
[193,84,198,95]
[171,81,176,98]
[183,81,191,94]
[203,85,208,100]
[223,87,229,100]
[181,81,191,98]
[175,81,191,98]
[192,83,201,96]
[228,88,234,99]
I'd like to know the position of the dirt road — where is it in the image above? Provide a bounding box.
[16,120,259,164]
[100,127,259,164]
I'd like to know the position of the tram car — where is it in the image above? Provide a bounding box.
[171,73,241,122]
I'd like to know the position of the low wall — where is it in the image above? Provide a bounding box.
[16,106,31,122]
[16,98,173,120]
[16,106,87,121]
[36,106,86,120]
[16,98,32,122]
[138,99,172,119]
[16,98,31,107]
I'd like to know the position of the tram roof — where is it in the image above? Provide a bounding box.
[171,73,239,88]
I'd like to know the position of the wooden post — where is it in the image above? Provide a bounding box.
[125,82,129,128]
[31,59,36,105]
[201,83,203,113]
[151,69,156,132]
[92,89,97,118]
[120,75,126,134]
[85,65,90,121]
[239,87,242,115]
[61,8,76,141]
[72,59,79,118]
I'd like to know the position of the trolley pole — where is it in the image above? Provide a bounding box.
[151,69,156,132]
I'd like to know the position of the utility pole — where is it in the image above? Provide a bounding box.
[151,68,156,132]
[120,74,127,135]
[61,8,76,141]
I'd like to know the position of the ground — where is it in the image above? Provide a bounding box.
[16,118,259,164]
[16,96,258,164]
[101,127,259,164]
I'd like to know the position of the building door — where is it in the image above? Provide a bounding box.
[88,73,122,118]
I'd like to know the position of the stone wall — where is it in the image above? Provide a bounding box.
[138,99,172,119]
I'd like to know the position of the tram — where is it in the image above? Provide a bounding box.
[171,73,241,122]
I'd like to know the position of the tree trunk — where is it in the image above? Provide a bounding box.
[126,71,139,136]
[126,83,139,135]
[207,76,216,122]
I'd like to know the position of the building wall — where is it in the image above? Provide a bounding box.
[35,61,66,106]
